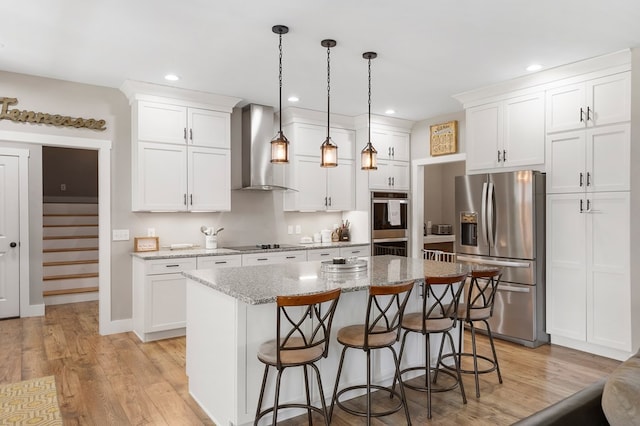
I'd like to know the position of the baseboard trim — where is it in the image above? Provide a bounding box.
[21,303,45,317]
[100,318,133,336]
[550,335,632,361]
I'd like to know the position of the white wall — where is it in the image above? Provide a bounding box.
[0,71,355,322]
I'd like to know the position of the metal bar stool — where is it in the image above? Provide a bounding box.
[254,288,341,426]
[330,281,415,425]
[438,268,503,397]
[394,272,468,419]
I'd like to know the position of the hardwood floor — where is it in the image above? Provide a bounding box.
[0,301,620,425]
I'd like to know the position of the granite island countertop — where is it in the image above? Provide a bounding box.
[182,255,472,305]
[131,241,369,260]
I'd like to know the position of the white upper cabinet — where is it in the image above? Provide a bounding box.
[369,160,410,191]
[371,129,410,162]
[281,117,356,211]
[466,92,545,173]
[121,81,239,212]
[546,123,630,194]
[546,72,630,133]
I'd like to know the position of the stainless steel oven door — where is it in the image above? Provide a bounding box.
[372,198,408,239]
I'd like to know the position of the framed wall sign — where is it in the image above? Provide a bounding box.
[134,236,159,252]
[430,120,457,156]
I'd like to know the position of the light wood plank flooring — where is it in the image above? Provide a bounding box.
[0,301,620,425]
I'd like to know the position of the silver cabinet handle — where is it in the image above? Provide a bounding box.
[286,256,296,259]
[324,196,328,207]
[392,147,395,157]
[183,194,187,205]
[587,106,592,121]
[189,128,193,141]
[586,199,591,212]
[580,199,584,213]
[257,258,268,261]
[184,127,187,141]
[580,107,585,123]
[497,150,501,162]
[165,264,180,268]
[388,147,391,157]
[503,150,506,162]
[392,177,395,186]
[190,194,193,205]
[215,261,227,264]
[586,172,591,187]
[328,196,332,206]
[579,172,584,187]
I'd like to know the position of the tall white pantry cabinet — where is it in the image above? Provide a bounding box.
[120,81,240,212]
[455,49,639,360]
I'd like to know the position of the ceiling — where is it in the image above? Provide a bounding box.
[2,1,640,122]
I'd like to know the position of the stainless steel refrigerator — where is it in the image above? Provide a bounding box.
[454,170,548,347]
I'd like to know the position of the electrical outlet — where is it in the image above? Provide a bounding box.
[147,228,156,237]
[60,183,66,191]
[295,225,301,234]
[287,225,293,235]
[112,229,130,241]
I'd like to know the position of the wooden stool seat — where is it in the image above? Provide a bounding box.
[336,325,397,348]
[257,337,325,366]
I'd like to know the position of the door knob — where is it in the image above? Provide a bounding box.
[10,242,17,248]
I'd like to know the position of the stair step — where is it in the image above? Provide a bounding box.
[43,247,99,253]
[43,272,98,281]
[43,213,99,217]
[44,224,98,228]
[43,235,98,240]
[43,260,99,267]
[43,286,99,297]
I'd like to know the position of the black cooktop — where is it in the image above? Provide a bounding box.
[225,244,303,252]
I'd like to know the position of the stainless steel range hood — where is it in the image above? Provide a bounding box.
[240,104,295,191]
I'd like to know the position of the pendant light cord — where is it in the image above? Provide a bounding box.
[368,56,372,144]
[278,32,283,133]
[326,45,331,139]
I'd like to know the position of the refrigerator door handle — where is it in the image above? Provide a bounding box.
[487,181,496,248]
[457,255,531,269]
[481,182,489,247]
[497,284,531,293]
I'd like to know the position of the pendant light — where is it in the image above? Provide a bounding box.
[361,52,378,170]
[320,39,338,168]
[270,25,290,164]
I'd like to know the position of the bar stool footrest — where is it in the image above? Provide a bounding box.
[255,403,327,424]
[335,384,404,418]
[400,366,461,393]
[440,352,499,375]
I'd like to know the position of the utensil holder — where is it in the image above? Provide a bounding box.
[205,235,217,249]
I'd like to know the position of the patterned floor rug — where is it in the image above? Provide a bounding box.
[0,376,62,425]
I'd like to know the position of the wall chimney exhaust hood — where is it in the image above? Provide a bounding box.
[240,104,295,191]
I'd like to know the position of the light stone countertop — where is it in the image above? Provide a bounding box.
[130,241,369,260]
[182,255,472,305]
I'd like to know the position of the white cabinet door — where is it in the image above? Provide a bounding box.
[371,129,393,160]
[546,193,587,341]
[389,132,410,162]
[546,72,630,133]
[292,156,327,211]
[547,192,631,351]
[137,101,187,144]
[587,124,630,193]
[188,108,230,149]
[197,255,241,269]
[587,73,631,128]
[390,162,410,190]
[547,124,629,195]
[332,128,356,160]
[466,102,502,171]
[546,130,586,194]
[503,92,545,168]
[135,142,187,211]
[188,147,231,211]
[368,160,409,190]
[307,248,340,261]
[368,160,391,189]
[546,83,585,133]
[587,192,630,351]
[327,159,354,211]
[146,273,187,332]
[371,129,410,162]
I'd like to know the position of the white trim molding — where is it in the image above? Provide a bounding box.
[0,130,117,335]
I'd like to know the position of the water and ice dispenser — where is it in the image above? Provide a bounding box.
[460,212,478,247]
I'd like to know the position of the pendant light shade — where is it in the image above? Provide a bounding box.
[271,25,290,164]
[320,39,338,168]
[361,51,378,170]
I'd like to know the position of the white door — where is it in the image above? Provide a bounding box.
[0,155,20,318]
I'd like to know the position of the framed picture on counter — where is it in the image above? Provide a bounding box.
[134,236,159,252]
[430,120,457,156]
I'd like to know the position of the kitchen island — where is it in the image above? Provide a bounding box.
[184,255,470,426]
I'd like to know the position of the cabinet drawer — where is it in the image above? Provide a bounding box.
[197,255,241,269]
[242,251,307,266]
[307,248,340,261]
[339,245,370,257]
[146,258,197,275]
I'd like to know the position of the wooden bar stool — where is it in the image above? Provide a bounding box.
[330,281,415,425]
[254,288,341,426]
[439,268,503,398]
[394,272,468,419]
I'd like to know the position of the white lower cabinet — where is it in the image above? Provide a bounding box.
[307,248,340,261]
[132,257,197,342]
[546,191,631,354]
[241,250,307,266]
[133,254,241,342]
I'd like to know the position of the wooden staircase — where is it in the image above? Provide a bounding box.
[42,203,99,305]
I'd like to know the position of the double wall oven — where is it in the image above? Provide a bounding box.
[371,191,409,257]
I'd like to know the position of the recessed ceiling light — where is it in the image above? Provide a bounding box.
[526,64,542,72]
[385,109,395,115]
[164,74,180,81]
[288,96,299,102]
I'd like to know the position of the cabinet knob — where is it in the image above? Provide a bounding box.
[9,242,17,248]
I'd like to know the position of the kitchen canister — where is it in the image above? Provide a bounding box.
[320,229,332,243]
[205,235,217,249]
